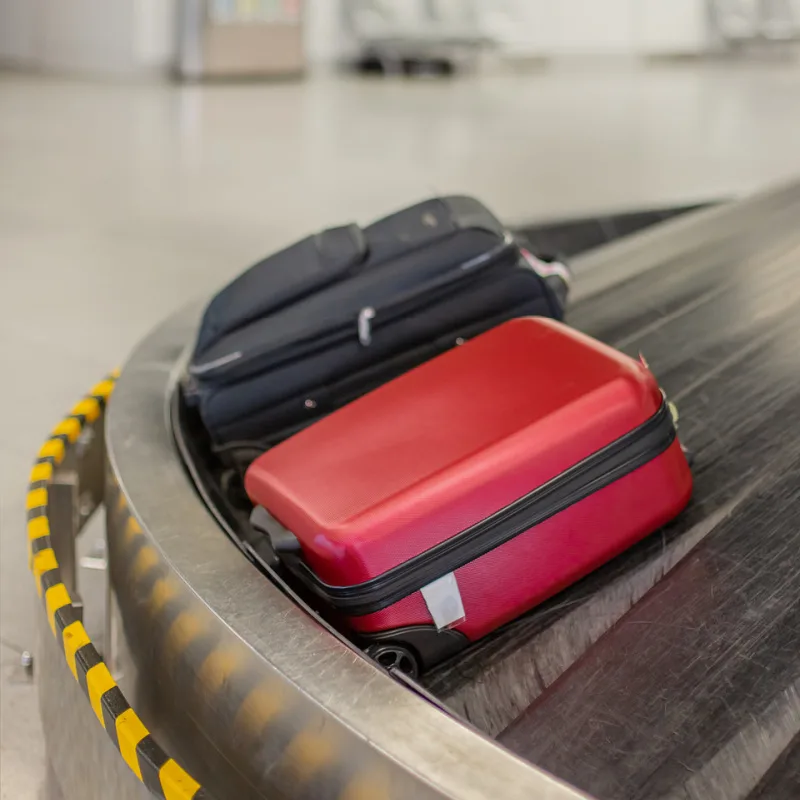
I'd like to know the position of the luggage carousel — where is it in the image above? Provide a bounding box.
[33,179,800,800]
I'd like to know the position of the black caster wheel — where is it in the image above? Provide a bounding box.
[365,643,420,679]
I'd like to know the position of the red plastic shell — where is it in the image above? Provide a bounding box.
[245,318,692,641]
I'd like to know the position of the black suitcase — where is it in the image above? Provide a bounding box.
[184,196,569,463]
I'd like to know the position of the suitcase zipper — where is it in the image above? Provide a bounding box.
[282,400,677,616]
[356,237,520,348]
[192,239,521,383]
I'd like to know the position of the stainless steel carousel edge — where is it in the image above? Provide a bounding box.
[104,303,589,800]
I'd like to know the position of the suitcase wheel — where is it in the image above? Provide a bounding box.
[365,642,420,679]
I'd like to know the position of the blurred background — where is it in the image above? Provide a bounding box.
[2,1,800,797]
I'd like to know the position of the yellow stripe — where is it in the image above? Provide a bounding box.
[26,516,49,570]
[159,758,202,800]
[30,462,53,483]
[163,612,207,662]
[28,516,50,541]
[233,682,285,738]
[52,417,82,443]
[38,438,65,464]
[62,621,91,680]
[148,578,178,615]
[45,583,72,636]
[123,515,141,541]
[131,546,159,581]
[116,491,129,514]
[71,397,101,424]
[26,487,48,510]
[116,708,149,780]
[32,549,58,595]
[197,648,242,694]
[85,663,117,726]
[340,771,392,800]
[91,379,115,400]
[284,729,337,777]
[26,376,209,800]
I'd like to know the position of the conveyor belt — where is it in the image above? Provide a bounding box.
[98,179,800,800]
[478,186,800,799]
[514,202,712,260]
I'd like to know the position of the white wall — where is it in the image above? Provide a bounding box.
[36,0,137,73]
[304,0,356,63]
[549,0,638,54]
[0,0,36,63]
[4,0,799,73]
[0,0,168,73]
[135,0,178,68]
[480,0,712,57]
[312,0,714,60]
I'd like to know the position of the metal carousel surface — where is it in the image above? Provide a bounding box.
[32,179,800,800]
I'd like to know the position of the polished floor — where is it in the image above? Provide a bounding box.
[2,59,800,798]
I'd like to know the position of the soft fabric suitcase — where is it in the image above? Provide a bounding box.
[184,196,569,460]
[245,318,692,676]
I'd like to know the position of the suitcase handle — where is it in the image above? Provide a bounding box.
[249,506,355,605]
[250,506,302,556]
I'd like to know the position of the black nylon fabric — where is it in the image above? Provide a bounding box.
[205,270,557,442]
[186,195,566,456]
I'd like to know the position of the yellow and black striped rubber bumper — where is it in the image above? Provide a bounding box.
[27,372,211,800]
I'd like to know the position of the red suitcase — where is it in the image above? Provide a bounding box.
[245,318,692,676]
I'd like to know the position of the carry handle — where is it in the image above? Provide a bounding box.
[248,507,345,606]
[250,506,302,555]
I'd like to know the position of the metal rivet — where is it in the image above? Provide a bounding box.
[21,651,34,676]
[455,338,465,346]
[79,490,95,520]
[304,399,317,409]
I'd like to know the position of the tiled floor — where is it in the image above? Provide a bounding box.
[2,59,800,798]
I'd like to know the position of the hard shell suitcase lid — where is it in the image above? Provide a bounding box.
[245,318,666,588]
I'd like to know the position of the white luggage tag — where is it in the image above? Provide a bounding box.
[520,248,572,286]
[421,572,466,631]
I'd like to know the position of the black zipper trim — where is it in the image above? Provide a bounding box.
[281,400,677,616]
[365,238,520,333]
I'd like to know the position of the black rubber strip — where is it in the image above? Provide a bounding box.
[36,456,56,468]
[69,413,87,428]
[27,506,47,520]
[75,643,104,697]
[50,433,70,449]
[39,568,63,595]
[29,535,52,556]
[101,686,130,749]
[28,479,49,492]
[173,633,222,688]
[54,604,80,642]
[136,735,171,797]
